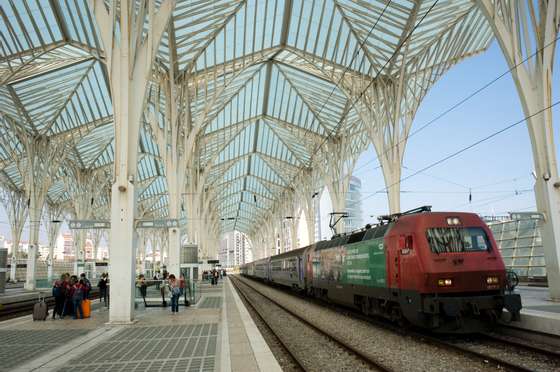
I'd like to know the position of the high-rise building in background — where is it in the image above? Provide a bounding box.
[84,238,94,260]
[219,231,252,267]
[54,233,66,260]
[218,234,233,268]
[344,176,363,233]
[315,191,322,241]
[62,232,73,259]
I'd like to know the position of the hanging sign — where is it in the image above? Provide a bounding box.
[68,220,110,229]
[136,219,179,228]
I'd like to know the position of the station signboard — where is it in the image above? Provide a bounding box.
[68,220,110,229]
[136,219,179,228]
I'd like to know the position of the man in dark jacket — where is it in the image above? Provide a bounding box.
[97,273,108,307]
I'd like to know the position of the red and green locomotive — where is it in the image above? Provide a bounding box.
[241,206,522,332]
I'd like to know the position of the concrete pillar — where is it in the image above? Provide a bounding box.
[25,198,41,290]
[326,185,347,234]
[93,0,174,322]
[10,255,16,283]
[137,231,145,274]
[1,189,27,283]
[109,182,138,322]
[167,227,181,276]
[380,163,402,215]
[47,257,53,282]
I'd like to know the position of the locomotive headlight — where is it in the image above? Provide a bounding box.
[438,278,453,287]
[486,276,499,284]
[446,217,461,225]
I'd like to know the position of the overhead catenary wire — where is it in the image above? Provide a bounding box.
[357,99,560,206]
[339,33,560,190]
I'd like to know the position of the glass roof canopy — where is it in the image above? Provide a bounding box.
[0,0,493,236]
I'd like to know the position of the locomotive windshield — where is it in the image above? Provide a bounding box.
[426,227,491,254]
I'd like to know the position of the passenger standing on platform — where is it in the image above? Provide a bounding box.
[179,273,186,296]
[80,273,91,299]
[71,278,85,319]
[62,275,74,318]
[169,274,180,313]
[154,271,161,290]
[160,274,168,307]
[213,270,219,285]
[137,274,148,306]
[98,273,108,306]
[52,274,66,319]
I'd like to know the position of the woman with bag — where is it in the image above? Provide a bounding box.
[71,279,85,319]
[168,274,180,313]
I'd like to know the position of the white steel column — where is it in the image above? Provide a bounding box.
[0,188,28,283]
[90,229,104,279]
[478,0,560,300]
[137,230,145,274]
[295,169,320,246]
[147,62,190,277]
[16,136,67,290]
[44,202,64,282]
[167,227,181,276]
[65,167,107,275]
[93,0,174,322]
[317,136,360,234]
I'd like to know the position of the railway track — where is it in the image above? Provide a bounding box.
[347,306,560,371]
[415,332,559,372]
[230,276,392,372]
[340,300,560,372]
[236,276,560,372]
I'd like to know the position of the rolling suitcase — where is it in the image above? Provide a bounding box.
[81,299,91,318]
[33,294,48,321]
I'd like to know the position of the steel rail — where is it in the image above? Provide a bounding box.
[237,275,560,372]
[230,276,306,372]
[231,276,392,372]
[478,331,560,361]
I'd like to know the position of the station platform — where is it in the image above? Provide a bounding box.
[507,285,560,336]
[0,277,281,372]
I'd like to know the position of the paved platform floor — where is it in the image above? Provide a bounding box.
[508,285,560,336]
[0,278,281,372]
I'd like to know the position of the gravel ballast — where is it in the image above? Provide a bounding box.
[234,275,522,372]
[233,277,382,371]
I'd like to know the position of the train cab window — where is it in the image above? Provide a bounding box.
[426,227,491,254]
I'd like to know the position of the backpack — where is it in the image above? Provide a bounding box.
[52,286,62,297]
[84,279,92,292]
[72,287,83,300]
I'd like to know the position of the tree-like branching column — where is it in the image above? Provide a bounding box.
[64,166,109,275]
[477,0,560,300]
[0,187,28,283]
[43,200,65,281]
[12,135,68,290]
[316,135,361,234]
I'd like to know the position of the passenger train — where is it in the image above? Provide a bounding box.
[240,206,522,332]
